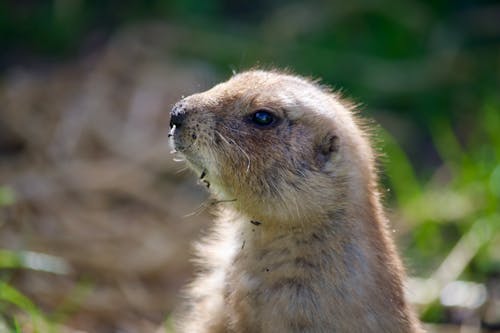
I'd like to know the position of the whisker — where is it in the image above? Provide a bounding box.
[183,197,237,218]
[215,130,251,173]
[176,166,190,174]
[219,125,251,136]
[183,202,210,217]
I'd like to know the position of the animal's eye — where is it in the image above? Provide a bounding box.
[251,110,275,127]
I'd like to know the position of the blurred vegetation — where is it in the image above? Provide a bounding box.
[0,187,51,332]
[0,187,92,332]
[1,0,499,331]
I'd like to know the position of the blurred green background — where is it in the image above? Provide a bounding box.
[1,0,499,332]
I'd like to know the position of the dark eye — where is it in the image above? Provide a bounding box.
[251,110,275,126]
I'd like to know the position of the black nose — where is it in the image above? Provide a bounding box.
[170,103,187,128]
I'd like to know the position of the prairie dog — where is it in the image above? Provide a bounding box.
[170,70,422,332]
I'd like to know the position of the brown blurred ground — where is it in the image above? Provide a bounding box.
[0,23,216,332]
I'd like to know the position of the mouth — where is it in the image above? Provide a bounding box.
[169,129,207,172]
[169,125,213,189]
[168,126,189,163]
[169,125,192,153]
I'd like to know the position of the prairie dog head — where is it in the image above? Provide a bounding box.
[170,70,373,224]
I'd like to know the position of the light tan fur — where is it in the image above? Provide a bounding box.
[170,70,422,332]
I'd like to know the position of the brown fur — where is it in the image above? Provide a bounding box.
[170,70,423,332]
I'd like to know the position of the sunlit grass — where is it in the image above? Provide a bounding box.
[0,186,54,332]
[382,99,500,324]
[0,186,88,333]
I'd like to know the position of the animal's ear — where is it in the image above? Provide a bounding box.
[315,133,339,168]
